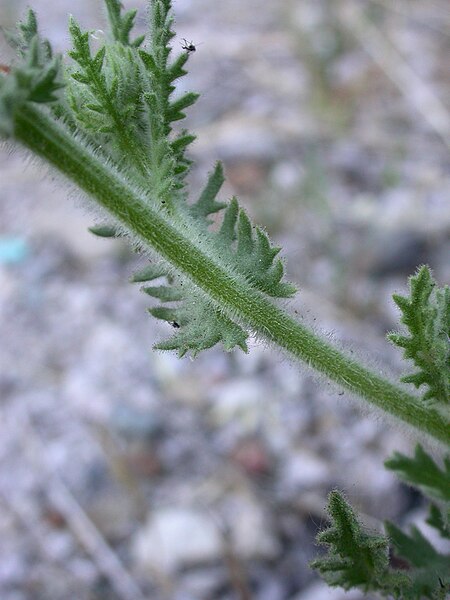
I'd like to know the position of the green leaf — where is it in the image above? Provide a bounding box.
[385,521,450,599]
[388,266,450,407]
[92,47,106,73]
[385,445,450,504]
[130,263,169,283]
[214,197,296,298]
[143,285,183,302]
[88,224,122,238]
[167,91,200,121]
[153,297,249,358]
[132,179,295,355]
[189,161,227,223]
[138,50,157,75]
[104,0,144,47]
[311,490,411,598]
[136,268,249,356]
[386,522,447,570]
[0,11,64,136]
[426,504,450,540]
[3,8,39,52]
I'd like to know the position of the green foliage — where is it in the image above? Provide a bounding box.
[23,0,292,357]
[2,1,448,446]
[0,10,63,135]
[67,15,147,168]
[134,257,249,357]
[384,467,450,600]
[311,490,410,598]
[126,156,295,356]
[0,0,294,360]
[384,445,450,598]
[104,0,145,47]
[384,521,449,599]
[312,484,450,599]
[427,504,450,540]
[66,0,197,198]
[385,445,450,505]
[388,266,450,407]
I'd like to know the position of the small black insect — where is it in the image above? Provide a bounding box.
[171,321,180,328]
[181,38,197,52]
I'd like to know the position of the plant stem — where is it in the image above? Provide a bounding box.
[15,103,449,447]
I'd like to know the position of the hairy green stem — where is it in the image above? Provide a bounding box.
[15,103,449,447]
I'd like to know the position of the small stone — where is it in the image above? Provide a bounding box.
[133,507,223,573]
[125,443,162,478]
[0,555,27,585]
[178,567,226,598]
[110,403,164,440]
[67,557,98,584]
[88,491,134,540]
[44,531,74,561]
[280,450,330,494]
[270,161,303,191]
[209,379,269,432]
[224,494,280,560]
[229,436,272,477]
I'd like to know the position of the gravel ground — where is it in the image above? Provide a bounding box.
[1,1,449,599]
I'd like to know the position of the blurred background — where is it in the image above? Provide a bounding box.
[0,0,449,598]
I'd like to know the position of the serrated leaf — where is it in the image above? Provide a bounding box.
[5,0,292,357]
[311,490,411,597]
[138,268,248,357]
[385,445,450,504]
[3,9,39,53]
[104,1,144,47]
[70,71,91,85]
[153,298,248,358]
[167,52,189,81]
[190,162,226,222]
[167,92,199,117]
[0,12,64,136]
[92,47,106,73]
[138,50,157,75]
[385,521,450,599]
[426,505,450,540]
[170,131,196,154]
[388,266,450,406]
[219,200,296,298]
